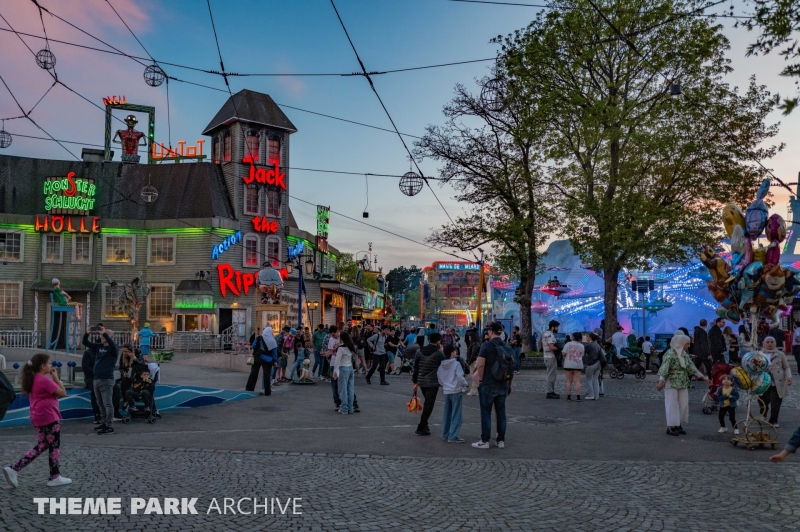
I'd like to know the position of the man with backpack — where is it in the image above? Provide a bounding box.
[472,322,514,449]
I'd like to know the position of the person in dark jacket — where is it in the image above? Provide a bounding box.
[81,346,101,423]
[472,322,514,449]
[708,318,727,364]
[412,333,445,436]
[83,326,118,435]
[693,320,711,378]
[768,322,785,350]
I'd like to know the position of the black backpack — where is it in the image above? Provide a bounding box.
[0,370,16,422]
[490,343,516,382]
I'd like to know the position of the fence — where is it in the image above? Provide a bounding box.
[0,330,44,348]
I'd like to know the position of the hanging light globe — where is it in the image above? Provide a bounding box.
[0,130,11,149]
[399,172,424,197]
[140,184,159,203]
[35,49,56,70]
[480,78,505,112]
[144,64,166,87]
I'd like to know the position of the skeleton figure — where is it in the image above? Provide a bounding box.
[113,114,147,162]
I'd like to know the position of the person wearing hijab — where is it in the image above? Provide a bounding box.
[657,331,711,436]
[245,327,278,395]
[759,336,792,427]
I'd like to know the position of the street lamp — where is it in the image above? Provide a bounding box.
[306,300,319,328]
[285,249,317,329]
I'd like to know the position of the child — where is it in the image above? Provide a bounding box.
[437,345,468,443]
[717,374,739,434]
[125,368,155,415]
[138,322,156,361]
[3,353,71,488]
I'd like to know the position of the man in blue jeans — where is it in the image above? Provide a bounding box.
[472,322,513,449]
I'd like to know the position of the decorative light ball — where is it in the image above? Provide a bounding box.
[35,49,56,70]
[0,130,11,149]
[399,171,423,197]
[144,64,166,87]
[480,78,505,112]
[742,352,770,376]
[140,185,159,203]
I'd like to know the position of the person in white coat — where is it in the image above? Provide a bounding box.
[438,345,468,443]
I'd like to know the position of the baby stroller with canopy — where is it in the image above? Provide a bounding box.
[608,353,647,379]
[701,361,733,415]
[120,359,159,424]
[393,344,416,375]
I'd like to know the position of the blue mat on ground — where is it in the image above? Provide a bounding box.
[0,385,259,428]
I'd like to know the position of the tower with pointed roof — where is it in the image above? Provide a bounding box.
[203,89,297,271]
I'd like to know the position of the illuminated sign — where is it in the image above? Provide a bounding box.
[43,173,96,213]
[102,95,127,106]
[211,231,242,260]
[151,140,205,160]
[253,217,279,234]
[215,263,288,298]
[242,155,286,190]
[174,294,215,309]
[436,262,480,271]
[35,215,100,234]
[327,293,344,308]
[316,205,330,254]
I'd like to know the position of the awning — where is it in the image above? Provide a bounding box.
[319,280,367,297]
[170,307,215,314]
[30,279,98,292]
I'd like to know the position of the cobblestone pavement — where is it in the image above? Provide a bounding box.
[2,442,800,532]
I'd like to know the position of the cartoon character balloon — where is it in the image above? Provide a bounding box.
[765,213,787,265]
[744,179,770,239]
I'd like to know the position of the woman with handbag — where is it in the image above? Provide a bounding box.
[245,327,278,396]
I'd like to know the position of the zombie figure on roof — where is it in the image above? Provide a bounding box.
[113,115,147,163]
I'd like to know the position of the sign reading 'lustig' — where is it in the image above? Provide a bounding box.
[43,172,96,213]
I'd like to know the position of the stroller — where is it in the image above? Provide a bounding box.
[701,361,733,415]
[393,345,416,375]
[120,360,159,424]
[608,354,647,379]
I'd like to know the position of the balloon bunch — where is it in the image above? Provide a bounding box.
[731,353,772,394]
[702,179,800,323]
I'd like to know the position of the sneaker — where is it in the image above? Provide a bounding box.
[718,427,728,433]
[380,381,389,385]
[93,417,102,425]
[448,437,465,443]
[495,441,505,449]
[93,424,107,431]
[566,395,572,401]
[666,427,680,436]
[584,396,596,400]
[354,407,360,413]
[46,476,72,487]
[113,416,123,422]
[734,429,740,435]
[339,410,349,415]
[773,423,780,428]
[2,466,17,489]
[334,405,341,411]
[365,378,371,385]
[415,428,431,436]
[546,393,559,399]
[97,427,115,435]
[576,395,582,402]
[471,440,490,449]
[154,411,162,419]
[677,426,686,435]
[514,370,520,374]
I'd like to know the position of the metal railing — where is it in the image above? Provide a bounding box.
[0,330,43,348]
[170,332,222,353]
[86,331,172,351]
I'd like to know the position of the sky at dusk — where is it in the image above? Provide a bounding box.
[1,0,798,269]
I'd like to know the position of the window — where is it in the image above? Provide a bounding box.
[266,236,280,264]
[0,282,22,318]
[461,286,474,298]
[246,132,260,162]
[0,231,22,262]
[243,234,259,267]
[148,284,174,318]
[268,138,280,164]
[213,137,220,164]
[72,234,92,264]
[449,286,460,298]
[267,190,280,217]
[223,132,231,162]
[102,283,128,318]
[148,235,175,266]
[42,234,63,264]
[103,235,135,265]
[244,186,260,215]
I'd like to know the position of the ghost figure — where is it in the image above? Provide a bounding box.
[258,263,284,304]
[744,179,770,239]
[765,213,787,265]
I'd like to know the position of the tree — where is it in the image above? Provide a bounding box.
[335,253,359,285]
[402,287,421,318]
[416,70,555,352]
[385,265,423,294]
[745,0,800,113]
[501,0,779,338]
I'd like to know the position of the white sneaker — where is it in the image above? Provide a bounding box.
[774,423,780,428]
[46,476,72,487]
[3,466,17,489]
[733,429,740,435]
[718,427,728,433]
[495,441,505,449]
[471,440,489,449]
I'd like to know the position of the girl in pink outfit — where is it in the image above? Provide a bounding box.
[3,353,72,489]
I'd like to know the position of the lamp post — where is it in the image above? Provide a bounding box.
[306,300,319,329]
[285,256,316,329]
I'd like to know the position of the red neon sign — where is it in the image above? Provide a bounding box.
[216,263,288,298]
[35,215,100,234]
[253,217,279,234]
[242,155,286,190]
[151,140,205,160]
